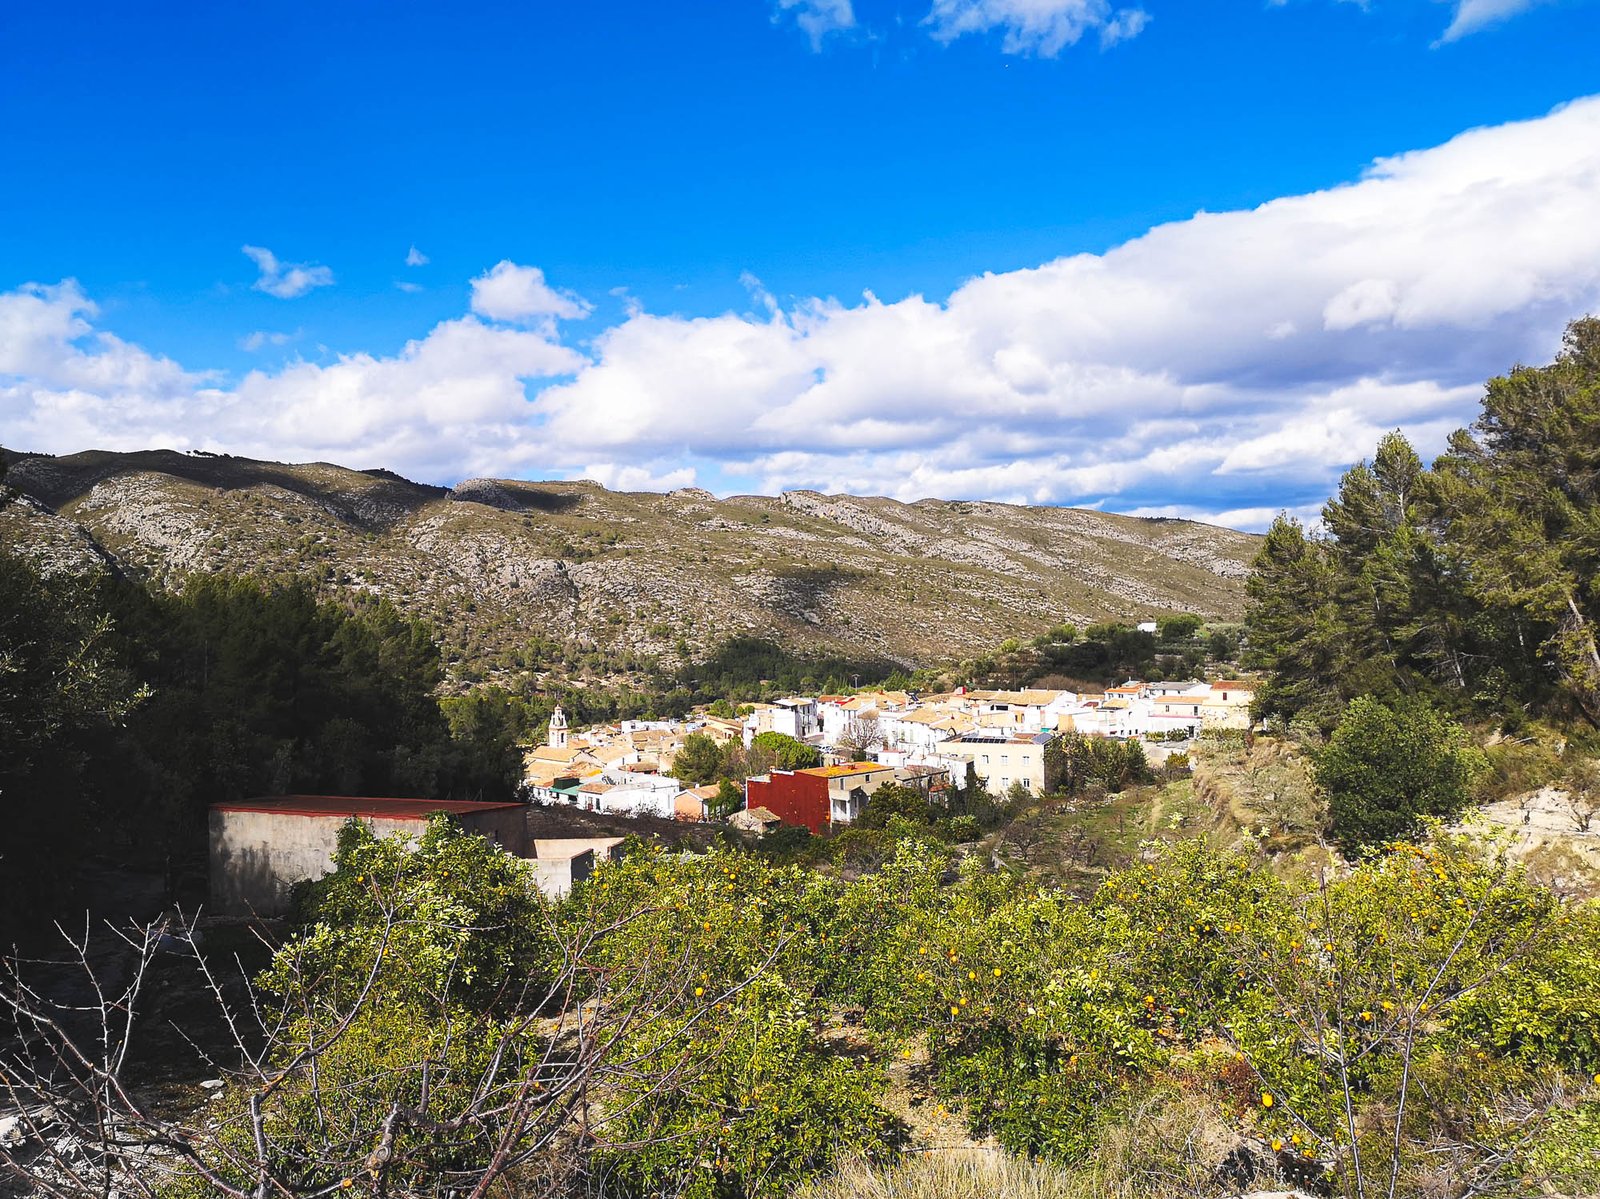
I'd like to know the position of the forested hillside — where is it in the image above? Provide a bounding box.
[0,491,528,944]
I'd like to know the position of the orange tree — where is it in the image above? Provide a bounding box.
[1220,829,1600,1197]
[797,831,1600,1189]
[560,842,894,1198]
[820,841,1178,1160]
[6,820,1598,1198]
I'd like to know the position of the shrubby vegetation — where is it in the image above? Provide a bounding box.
[751,730,824,772]
[1315,696,1486,852]
[674,636,909,702]
[12,819,1596,1198]
[1045,730,1152,797]
[968,612,1230,692]
[670,730,820,788]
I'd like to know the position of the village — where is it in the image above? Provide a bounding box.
[521,676,1257,831]
[205,675,1256,917]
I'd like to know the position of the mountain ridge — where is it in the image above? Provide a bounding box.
[0,447,1262,687]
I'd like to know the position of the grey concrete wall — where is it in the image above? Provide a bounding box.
[533,837,623,863]
[209,810,426,916]
[209,806,529,916]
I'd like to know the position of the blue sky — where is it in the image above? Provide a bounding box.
[3,0,1600,528]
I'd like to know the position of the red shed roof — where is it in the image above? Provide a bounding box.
[211,795,524,819]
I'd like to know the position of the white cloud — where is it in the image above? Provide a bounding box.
[241,245,335,300]
[395,281,424,294]
[580,462,699,492]
[1,279,583,481]
[1439,0,1544,41]
[534,95,1600,512]
[222,317,584,478]
[1098,6,1149,45]
[469,261,592,328]
[5,99,1600,523]
[405,245,429,267]
[773,0,855,48]
[239,330,295,352]
[0,280,213,454]
[0,280,202,397]
[924,0,1151,54]
[1124,502,1327,532]
[1322,278,1400,330]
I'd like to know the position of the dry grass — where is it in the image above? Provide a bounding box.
[796,1149,1083,1199]
[1190,736,1324,849]
[800,1092,1267,1199]
[1474,732,1567,805]
[1070,1091,1246,1199]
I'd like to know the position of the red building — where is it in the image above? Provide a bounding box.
[744,762,895,835]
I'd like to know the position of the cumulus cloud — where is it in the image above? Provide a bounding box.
[533,95,1600,521]
[924,0,1151,55]
[580,462,700,492]
[773,0,855,48]
[241,245,335,299]
[5,99,1600,525]
[405,245,429,266]
[1,277,584,482]
[0,280,214,453]
[221,317,584,478]
[469,261,593,328]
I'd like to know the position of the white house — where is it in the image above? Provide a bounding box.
[593,772,681,819]
[744,697,821,745]
[881,708,973,752]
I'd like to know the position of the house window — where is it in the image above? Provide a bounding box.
[981,754,990,765]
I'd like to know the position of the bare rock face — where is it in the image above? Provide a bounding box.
[1,449,1262,686]
[74,475,219,572]
[0,496,113,576]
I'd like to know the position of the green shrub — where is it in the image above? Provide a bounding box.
[752,730,823,771]
[1316,696,1485,852]
[275,814,554,1010]
[597,976,895,1198]
[858,782,933,828]
[48,794,1600,1199]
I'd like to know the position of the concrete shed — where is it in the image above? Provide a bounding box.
[527,837,625,898]
[209,795,529,916]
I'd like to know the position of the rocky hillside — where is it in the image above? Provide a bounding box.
[1,448,1260,685]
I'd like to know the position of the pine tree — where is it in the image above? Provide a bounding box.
[1434,318,1600,721]
[1242,515,1346,725]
